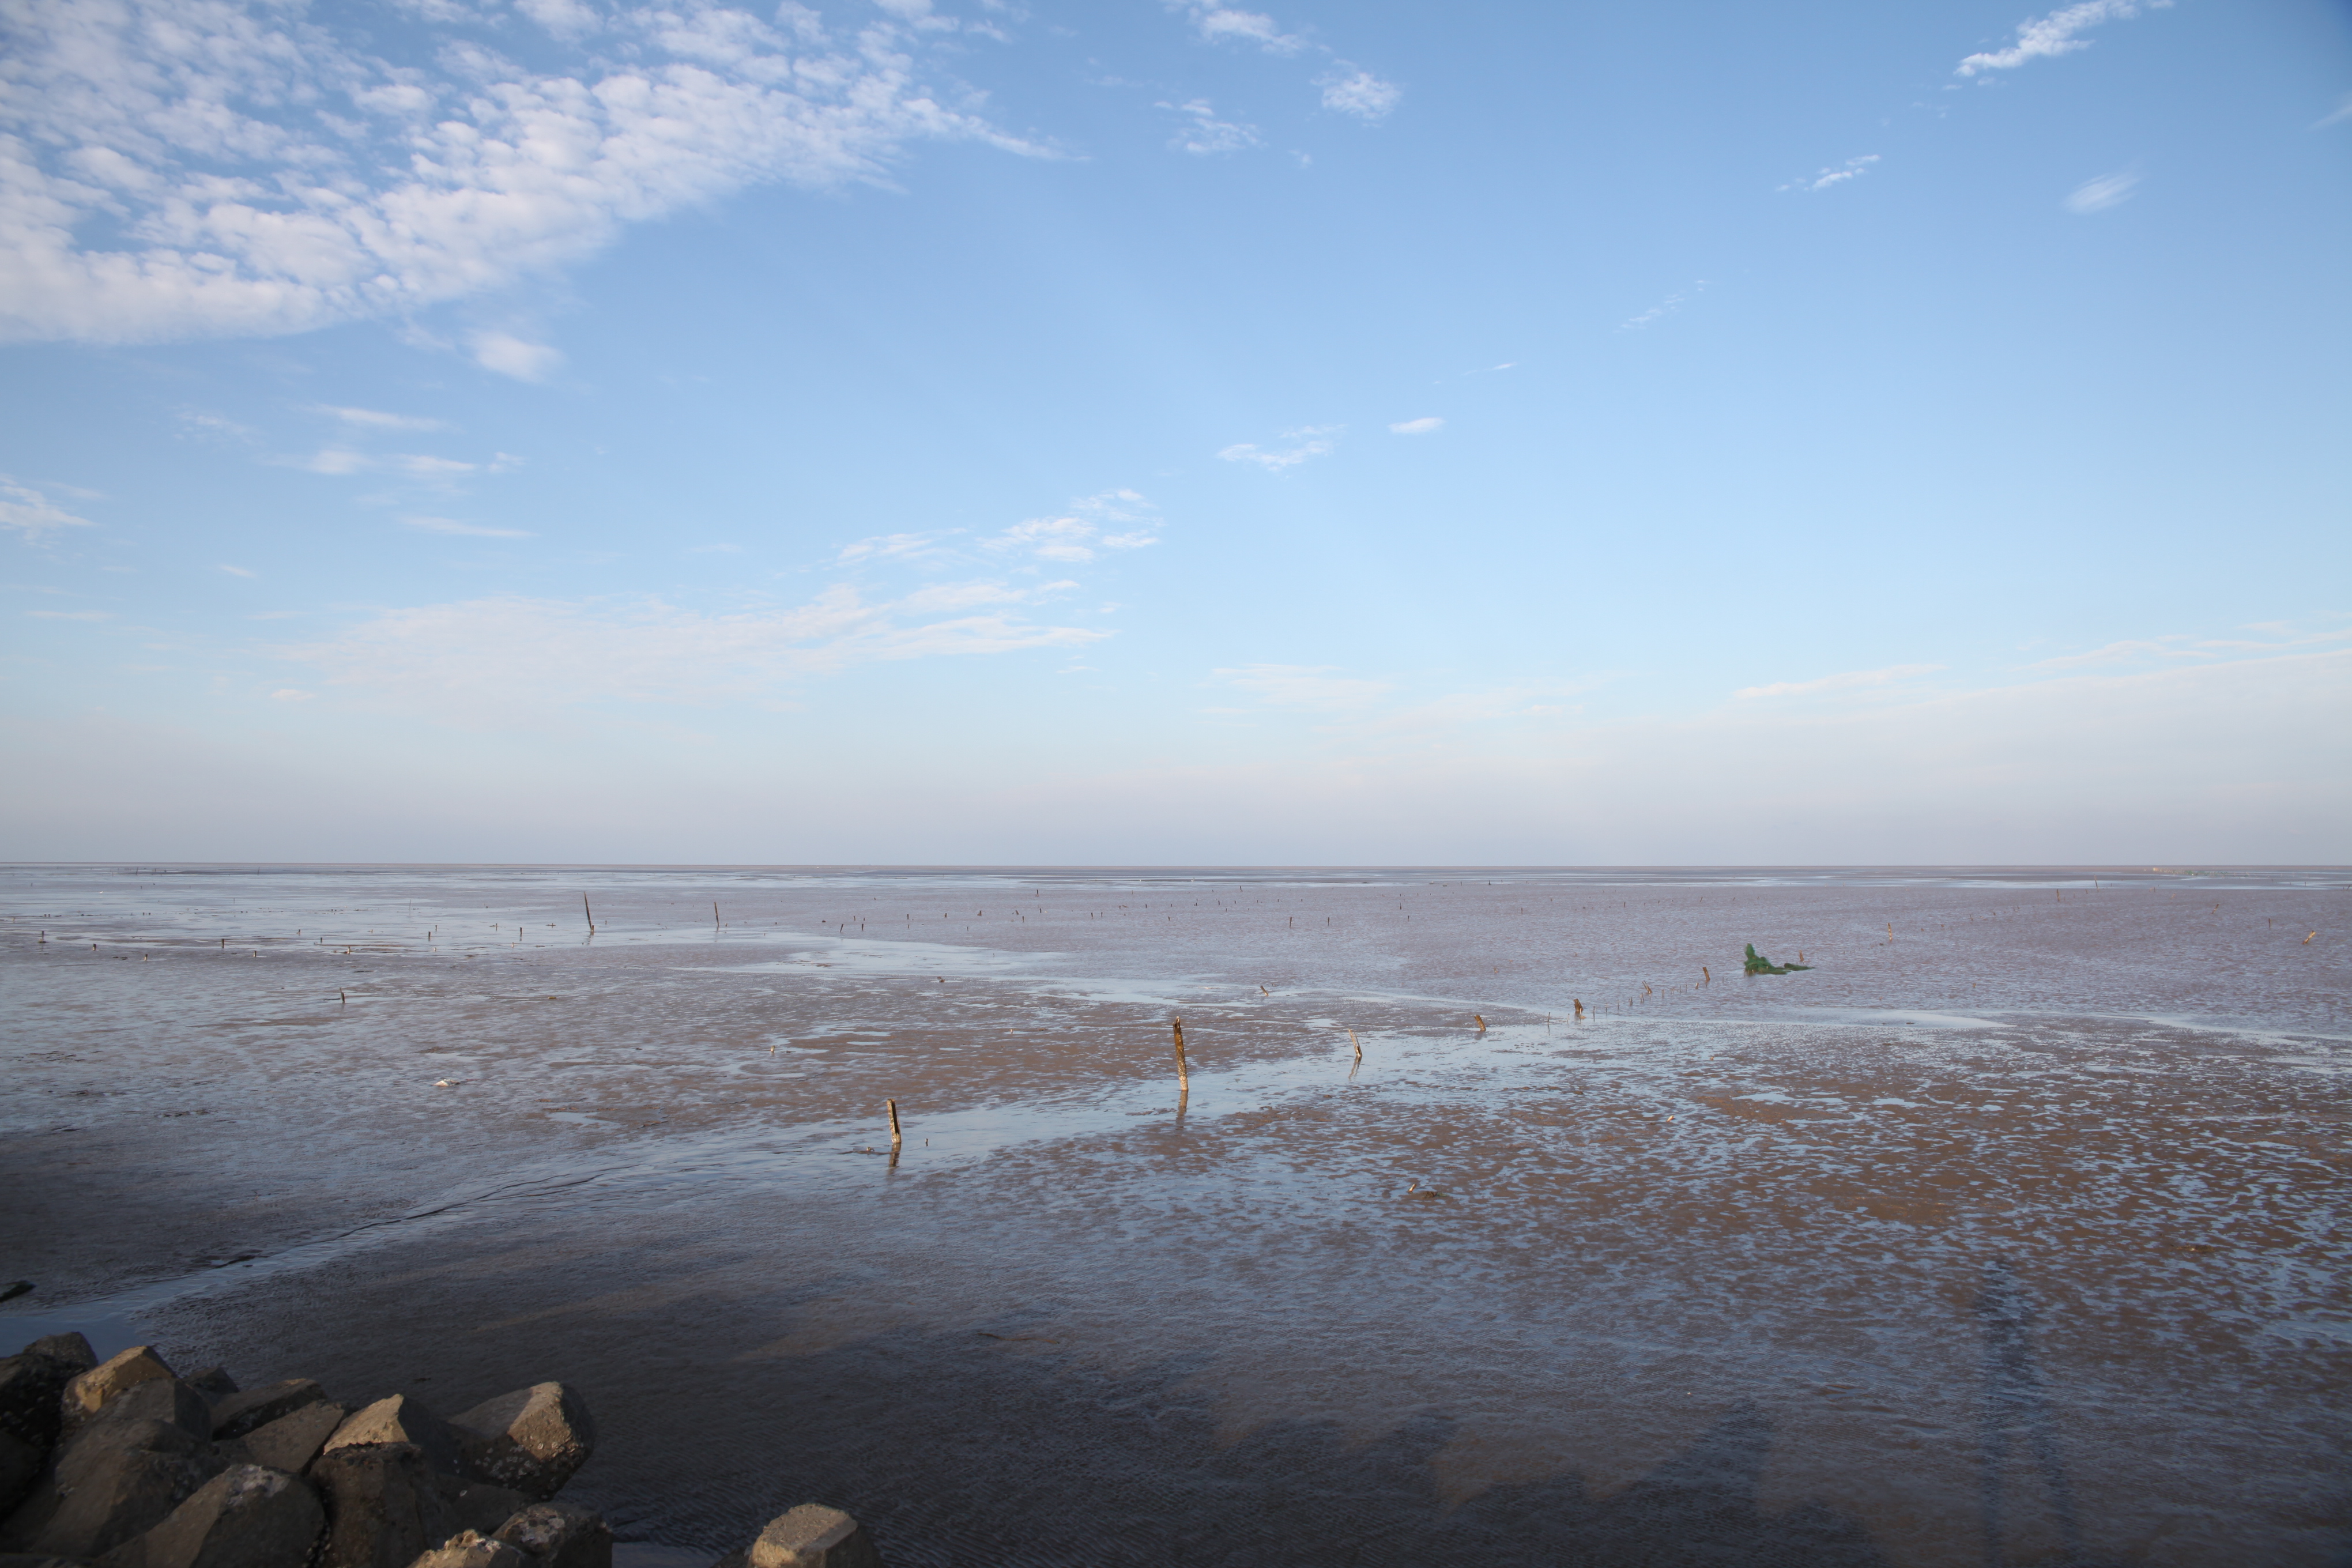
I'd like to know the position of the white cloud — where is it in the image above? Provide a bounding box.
[1219,426,1339,470]
[0,0,1042,345]
[1735,663,1945,699]
[1216,664,1394,712]
[1780,154,1880,193]
[2018,626,2352,672]
[1388,416,1442,435]
[279,581,1109,719]
[217,564,255,577]
[1163,99,1260,155]
[1173,3,1305,55]
[1956,0,2170,77]
[2315,94,2352,131]
[0,474,96,541]
[986,491,1161,563]
[471,334,566,383]
[1319,68,1401,121]
[295,449,373,477]
[401,515,534,538]
[293,450,514,479]
[1620,281,1706,331]
[2065,170,2140,213]
[270,688,314,701]
[314,406,450,432]
[837,532,949,566]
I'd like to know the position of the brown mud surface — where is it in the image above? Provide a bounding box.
[2,865,2347,1566]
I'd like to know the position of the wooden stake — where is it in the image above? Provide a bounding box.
[1474,1013,1486,1032]
[1171,1017,1190,1093]
[1349,1028,1361,1061]
[583,894,595,933]
[887,1098,903,1149]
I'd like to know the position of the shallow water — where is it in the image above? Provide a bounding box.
[2,864,2347,1566]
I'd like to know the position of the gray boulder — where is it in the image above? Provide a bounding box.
[311,1443,458,1568]
[74,1383,210,1448]
[93,1463,323,1568]
[325,1399,462,1477]
[433,1478,528,1538]
[0,1432,42,1523]
[408,1529,527,1568]
[492,1501,611,1568]
[181,1371,236,1403]
[3,1444,228,1561]
[446,1387,593,1501]
[22,1337,96,1373]
[2,1400,222,1557]
[209,1380,327,1442]
[745,1507,882,1568]
[62,1351,177,1429]
[0,1352,78,1450]
[234,1401,346,1476]
[0,1348,84,1517]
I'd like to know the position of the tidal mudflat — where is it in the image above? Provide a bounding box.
[2,864,2346,1566]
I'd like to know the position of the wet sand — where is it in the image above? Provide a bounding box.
[2,865,2347,1566]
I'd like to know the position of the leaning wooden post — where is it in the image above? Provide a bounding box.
[582,894,595,933]
[887,1098,903,1152]
[1474,1013,1487,1033]
[1171,1017,1190,1094]
[1348,1028,1362,1062]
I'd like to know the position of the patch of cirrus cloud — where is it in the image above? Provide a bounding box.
[275,491,1162,717]
[0,0,1401,360]
[0,0,1043,372]
[1159,1,1399,153]
[1216,417,1439,471]
[1771,3,2168,201]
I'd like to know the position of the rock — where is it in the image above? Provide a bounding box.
[492,1502,611,1568]
[182,1370,236,1403]
[236,1402,345,1476]
[100,1383,210,1445]
[209,1381,327,1441]
[93,1463,323,1568]
[0,1431,43,1521]
[0,1555,90,1568]
[432,1478,528,1538]
[408,1529,527,1568]
[446,1387,593,1501]
[22,1337,95,1374]
[745,1507,882,1568]
[55,1415,213,1492]
[311,1443,458,1568]
[63,1351,177,1428]
[0,1350,84,1510]
[3,1445,228,1561]
[325,1399,462,1477]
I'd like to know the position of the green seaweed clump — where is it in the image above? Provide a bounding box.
[1744,943,1812,976]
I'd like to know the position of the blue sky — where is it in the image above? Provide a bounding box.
[2,0,2347,863]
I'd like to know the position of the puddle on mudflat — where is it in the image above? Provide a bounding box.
[3,865,2347,1567]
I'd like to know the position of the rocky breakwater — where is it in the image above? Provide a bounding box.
[0,1335,889,1568]
[0,1334,606,1568]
